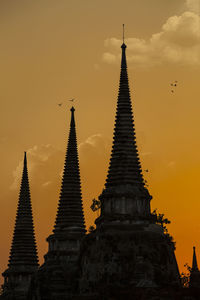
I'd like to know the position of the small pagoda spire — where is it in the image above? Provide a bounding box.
[189,246,200,288]
[54,107,86,234]
[2,153,38,297]
[105,36,145,189]
[8,152,39,268]
[192,246,199,271]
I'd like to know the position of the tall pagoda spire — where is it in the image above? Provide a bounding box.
[97,30,151,225]
[105,35,144,189]
[54,107,86,234]
[2,152,38,297]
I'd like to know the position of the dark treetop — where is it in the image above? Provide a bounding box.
[8,152,39,268]
[54,107,86,234]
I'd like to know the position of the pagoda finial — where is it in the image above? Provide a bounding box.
[121,24,126,49]
[192,246,199,271]
[123,24,125,44]
[54,107,86,234]
[71,106,75,112]
[70,106,75,126]
[24,150,27,161]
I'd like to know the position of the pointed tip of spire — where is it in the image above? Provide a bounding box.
[24,151,27,166]
[70,106,75,127]
[121,24,127,49]
[192,246,198,270]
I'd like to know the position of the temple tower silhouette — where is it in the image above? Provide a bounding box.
[3,29,200,300]
[2,153,38,300]
[29,107,86,299]
[189,247,200,288]
[78,36,181,298]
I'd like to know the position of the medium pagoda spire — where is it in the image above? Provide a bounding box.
[54,106,86,234]
[36,108,86,299]
[2,152,38,298]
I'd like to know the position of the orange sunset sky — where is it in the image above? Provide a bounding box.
[0,0,200,283]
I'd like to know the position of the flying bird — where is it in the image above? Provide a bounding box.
[170,81,178,88]
[58,103,62,106]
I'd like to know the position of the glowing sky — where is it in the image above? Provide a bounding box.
[0,0,200,282]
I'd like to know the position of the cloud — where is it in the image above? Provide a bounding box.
[102,52,119,64]
[78,134,111,226]
[79,134,111,159]
[185,0,200,13]
[103,11,200,67]
[10,144,63,190]
[42,181,52,188]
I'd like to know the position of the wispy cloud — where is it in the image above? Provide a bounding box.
[10,144,63,190]
[79,134,110,159]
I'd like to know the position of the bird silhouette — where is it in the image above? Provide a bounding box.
[170,81,178,88]
[58,103,62,106]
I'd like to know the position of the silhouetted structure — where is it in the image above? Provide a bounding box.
[28,107,86,299]
[1,153,38,300]
[78,40,181,299]
[189,247,200,289]
[1,36,200,300]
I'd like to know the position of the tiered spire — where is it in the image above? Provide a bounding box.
[8,152,38,268]
[54,107,86,234]
[105,37,144,189]
[192,246,199,271]
[189,246,200,288]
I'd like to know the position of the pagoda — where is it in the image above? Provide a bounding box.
[28,107,86,299]
[1,153,39,300]
[189,247,200,289]
[78,29,181,298]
